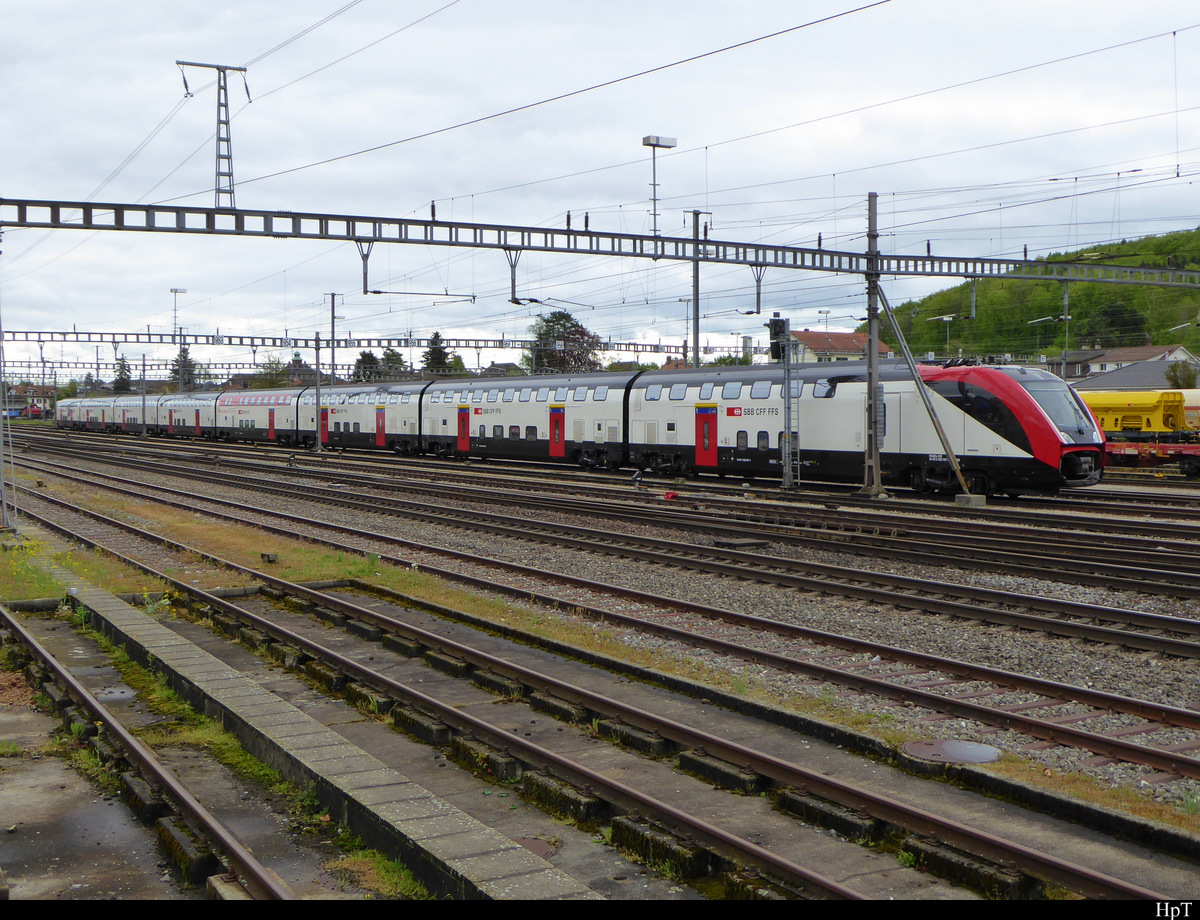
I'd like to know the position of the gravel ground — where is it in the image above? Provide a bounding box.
[21,455,1200,811]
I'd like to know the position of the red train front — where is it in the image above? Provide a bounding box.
[918,364,1105,494]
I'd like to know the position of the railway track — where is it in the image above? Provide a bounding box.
[19,444,1200,603]
[8,495,1193,899]
[0,601,293,899]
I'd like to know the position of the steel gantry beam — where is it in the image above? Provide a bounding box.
[5,197,1200,288]
[0,329,732,355]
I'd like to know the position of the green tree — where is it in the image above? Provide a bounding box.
[58,380,80,400]
[1165,360,1198,389]
[351,350,380,382]
[421,332,458,371]
[113,356,132,393]
[381,347,407,375]
[170,346,197,390]
[251,354,291,389]
[522,310,603,373]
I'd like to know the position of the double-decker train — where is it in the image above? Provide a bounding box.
[56,361,1104,495]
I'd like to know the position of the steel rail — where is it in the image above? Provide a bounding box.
[13,508,864,898]
[18,455,1200,654]
[0,603,293,900]
[12,501,1169,900]
[19,445,1200,600]
[17,484,1200,785]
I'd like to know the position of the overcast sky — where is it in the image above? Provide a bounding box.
[3,0,1199,378]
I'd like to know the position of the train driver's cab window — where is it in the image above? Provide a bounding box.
[812,380,836,398]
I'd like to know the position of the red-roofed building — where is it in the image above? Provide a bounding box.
[789,330,894,363]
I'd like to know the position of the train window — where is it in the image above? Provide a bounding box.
[573,386,588,401]
[721,381,742,400]
[353,423,361,433]
[669,383,687,400]
[645,384,662,401]
[487,390,499,402]
[702,422,711,450]
[699,383,714,400]
[737,430,748,449]
[509,425,520,439]
[456,391,467,403]
[757,431,770,450]
[503,389,516,402]
[442,418,448,427]
[334,422,341,432]
[525,425,537,440]
[430,392,441,404]
[401,394,410,404]
[472,390,483,403]
[389,395,399,404]
[555,386,569,401]
[479,424,486,437]
[593,385,609,400]
[493,425,504,438]
[358,395,367,404]
[519,388,532,402]
[751,380,772,399]
[666,421,676,432]
[812,380,836,398]
[536,387,550,402]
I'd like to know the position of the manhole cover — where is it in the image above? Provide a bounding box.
[902,739,1000,764]
[513,837,557,860]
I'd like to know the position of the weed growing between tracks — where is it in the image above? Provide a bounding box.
[0,538,64,600]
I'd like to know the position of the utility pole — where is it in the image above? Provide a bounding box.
[176,61,250,209]
[859,192,888,498]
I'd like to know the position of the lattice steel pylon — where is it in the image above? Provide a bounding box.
[177,60,250,209]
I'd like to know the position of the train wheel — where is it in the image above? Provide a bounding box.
[909,469,934,495]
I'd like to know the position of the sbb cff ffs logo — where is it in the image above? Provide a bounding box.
[726,407,742,416]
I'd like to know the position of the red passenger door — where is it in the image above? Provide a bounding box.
[695,404,718,468]
[319,407,329,445]
[376,407,387,447]
[267,408,275,439]
[549,406,565,458]
[196,409,203,437]
[457,407,470,453]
